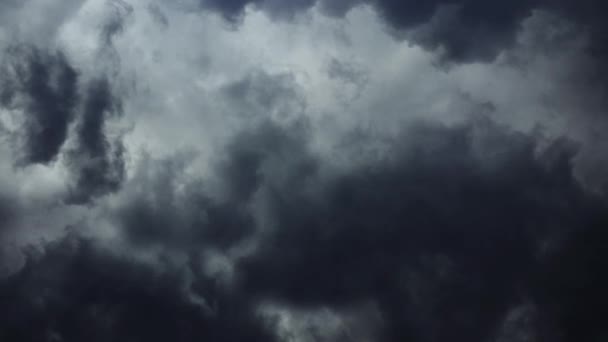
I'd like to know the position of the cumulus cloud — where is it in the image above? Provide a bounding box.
[0,46,126,204]
[0,234,278,342]
[2,118,607,341]
[0,46,79,165]
[0,0,607,341]
[65,78,126,204]
[192,0,608,64]
[232,119,607,342]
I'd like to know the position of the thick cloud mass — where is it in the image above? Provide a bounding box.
[232,120,608,342]
[196,0,608,63]
[0,47,79,165]
[0,44,125,203]
[66,78,125,204]
[0,236,278,342]
[2,120,608,341]
[0,1,607,341]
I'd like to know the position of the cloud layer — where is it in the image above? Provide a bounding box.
[0,1,607,341]
[195,0,608,63]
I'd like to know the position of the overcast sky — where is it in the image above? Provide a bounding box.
[1,1,608,341]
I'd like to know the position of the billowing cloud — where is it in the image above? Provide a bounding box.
[0,46,79,165]
[190,0,608,64]
[2,118,607,341]
[232,119,607,341]
[0,0,606,341]
[65,78,126,204]
[0,235,279,342]
[0,45,126,204]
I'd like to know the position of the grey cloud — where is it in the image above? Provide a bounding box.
[0,0,87,44]
[0,1,606,341]
[0,234,279,342]
[100,0,134,45]
[217,120,315,202]
[1,117,607,341]
[327,58,367,85]
[198,0,317,22]
[327,58,369,102]
[222,72,296,111]
[0,43,127,204]
[0,194,17,237]
[116,121,313,250]
[0,0,21,13]
[220,71,306,120]
[148,3,169,28]
[0,46,79,165]
[227,119,607,342]
[65,78,126,205]
[194,0,608,64]
[115,152,256,250]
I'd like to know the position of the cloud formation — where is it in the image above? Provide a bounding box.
[232,119,607,342]
[0,46,79,165]
[0,1,607,341]
[2,118,607,341]
[0,235,278,342]
[65,78,126,204]
[194,0,608,64]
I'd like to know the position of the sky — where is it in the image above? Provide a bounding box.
[0,1,608,341]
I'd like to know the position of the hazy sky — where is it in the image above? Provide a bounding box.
[1,1,607,341]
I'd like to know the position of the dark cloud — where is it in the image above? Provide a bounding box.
[196,0,608,63]
[118,122,312,250]
[216,120,317,207]
[0,234,279,342]
[371,0,608,64]
[198,0,314,21]
[402,1,534,62]
[533,215,608,342]
[0,194,17,237]
[547,0,608,55]
[65,78,125,205]
[1,2,606,341]
[0,44,126,203]
[196,0,531,61]
[0,46,79,165]
[112,119,608,341]
[230,119,607,341]
[197,0,257,22]
[116,153,256,250]
[1,118,607,341]
[60,1,133,205]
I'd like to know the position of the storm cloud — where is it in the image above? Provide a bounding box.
[0,1,607,341]
[193,0,608,64]
[0,46,79,165]
[65,78,126,204]
[233,120,608,342]
[0,235,278,342]
[2,119,608,341]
